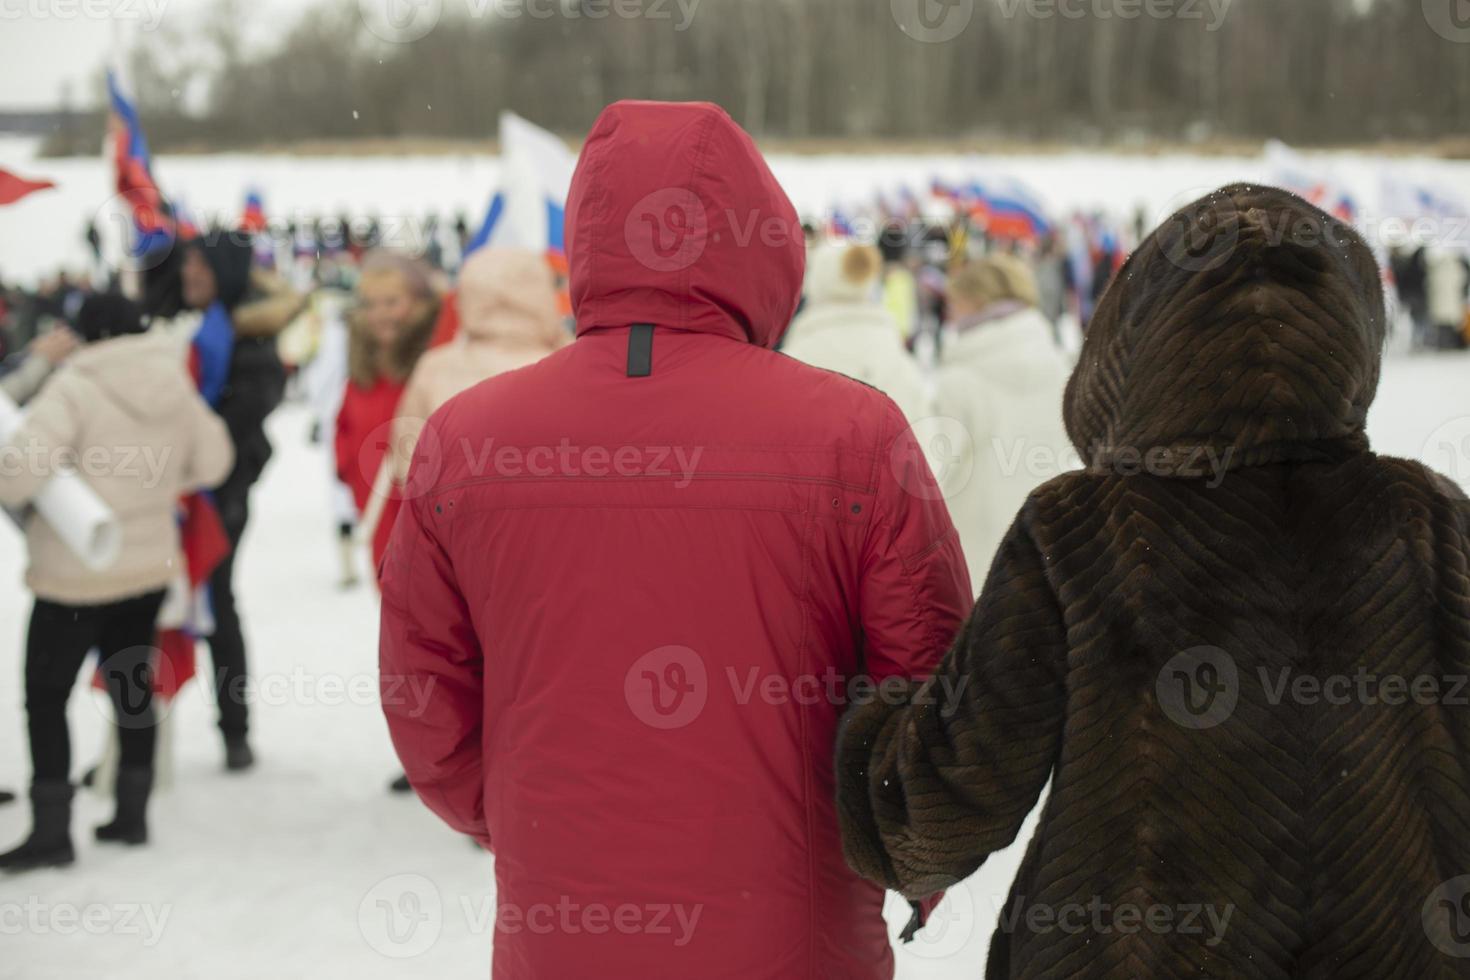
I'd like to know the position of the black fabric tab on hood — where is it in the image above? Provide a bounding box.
[627,323,654,377]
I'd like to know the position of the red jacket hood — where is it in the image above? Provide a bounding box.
[565,100,805,349]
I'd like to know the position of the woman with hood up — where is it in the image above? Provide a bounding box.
[838,185,1470,978]
[0,293,233,872]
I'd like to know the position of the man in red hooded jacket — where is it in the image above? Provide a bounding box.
[379,101,971,979]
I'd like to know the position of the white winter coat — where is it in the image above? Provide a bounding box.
[781,303,929,423]
[1426,248,1469,329]
[934,305,1074,593]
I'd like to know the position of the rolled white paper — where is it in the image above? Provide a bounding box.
[0,384,124,572]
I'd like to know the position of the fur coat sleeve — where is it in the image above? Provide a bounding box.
[837,508,1067,898]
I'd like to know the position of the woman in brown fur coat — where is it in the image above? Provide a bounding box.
[837,185,1470,978]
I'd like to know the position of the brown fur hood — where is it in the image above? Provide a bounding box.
[1064,184,1386,479]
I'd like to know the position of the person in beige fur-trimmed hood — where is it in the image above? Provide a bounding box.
[0,292,233,874]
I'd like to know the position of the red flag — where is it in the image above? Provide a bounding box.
[90,628,198,700]
[179,492,230,587]
[0,168,55,206]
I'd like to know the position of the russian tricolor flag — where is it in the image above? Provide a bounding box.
[467,112,575,263]
[964,180,1053,243]
[241,190,268,233]
[107,70,190,254]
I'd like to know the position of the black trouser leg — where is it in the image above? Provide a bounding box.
[208,477,252,741]
[96,591,167,772]
[207,545,249,740]
[24,600,102,783]
[24,592,166,782]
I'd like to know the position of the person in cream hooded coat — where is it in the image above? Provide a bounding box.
[0,293,232,873]
[781,242,929,423]
[935,254,1073,592]
[388,247,569,488]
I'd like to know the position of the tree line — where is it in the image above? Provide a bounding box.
[51,0,1470,153]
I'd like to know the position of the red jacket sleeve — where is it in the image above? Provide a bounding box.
[851,401,973,933]
[378,482,490,847]
[857,401,973,683]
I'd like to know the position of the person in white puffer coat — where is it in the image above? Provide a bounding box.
[935,253,1074,594]
[781,242,929,423]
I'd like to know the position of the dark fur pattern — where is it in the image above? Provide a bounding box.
[837,185,1470,977]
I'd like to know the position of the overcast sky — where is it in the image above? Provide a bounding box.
[0,0,305,110]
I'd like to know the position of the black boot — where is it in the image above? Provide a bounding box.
[94,767,152,846]
[0,789,14,805]
[0,781,75,872]
[388,773,412,794]
[224,736,255,772]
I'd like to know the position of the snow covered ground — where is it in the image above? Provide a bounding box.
[1,350,1467,979]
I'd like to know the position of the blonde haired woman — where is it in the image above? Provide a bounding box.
[333,252,438,570]
[937,253,1073,591]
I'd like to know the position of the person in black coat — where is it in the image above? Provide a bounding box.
[146,233,295,771]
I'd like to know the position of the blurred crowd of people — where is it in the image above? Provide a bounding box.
[0,183,1099,867]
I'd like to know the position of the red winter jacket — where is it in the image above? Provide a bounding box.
[379,101,971,980]
[334,376,405,568]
